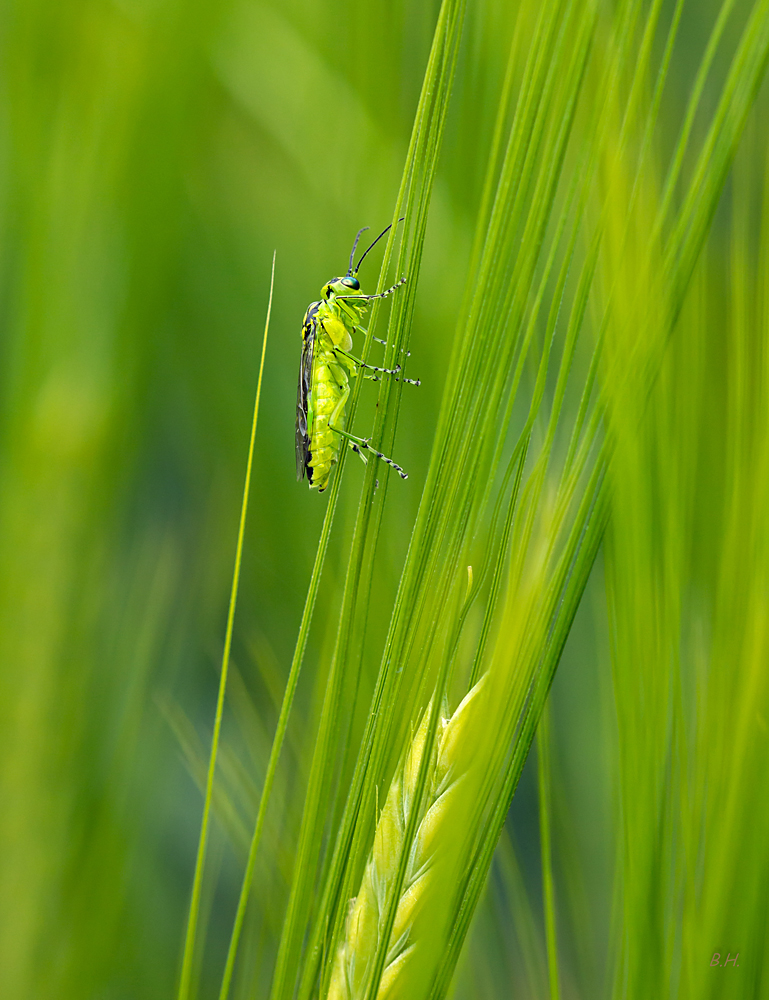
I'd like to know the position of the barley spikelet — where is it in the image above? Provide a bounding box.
[327,676,488,1000]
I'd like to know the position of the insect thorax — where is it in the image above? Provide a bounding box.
[316,300,355,352]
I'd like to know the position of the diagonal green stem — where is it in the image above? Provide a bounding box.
[177,251,276,1000]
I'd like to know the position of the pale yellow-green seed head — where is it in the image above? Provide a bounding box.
[326,677,489,1000]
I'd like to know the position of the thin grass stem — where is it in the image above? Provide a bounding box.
[177,251,276,1000]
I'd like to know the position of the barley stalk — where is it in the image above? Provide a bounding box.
[327,676,488,1000]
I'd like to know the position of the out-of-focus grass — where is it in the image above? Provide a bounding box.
[2,0,769,997]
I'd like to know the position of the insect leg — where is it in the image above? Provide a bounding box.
[329,425,408,480]
[322,380,367,469]
[335,346,421,386]
[332,346,402,376]
[372,336,410,357]
[348,440,368,466]
[356,328,410,357]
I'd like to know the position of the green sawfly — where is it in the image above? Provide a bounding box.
[295,222,418,492]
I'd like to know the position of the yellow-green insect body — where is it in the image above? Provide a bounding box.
[301,298,356,490]
[296,224,416,492]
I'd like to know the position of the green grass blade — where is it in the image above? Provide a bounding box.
[264,8,469,1000]
[177,251,275,1000]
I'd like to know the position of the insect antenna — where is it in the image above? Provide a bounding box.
[354,217,405,274]
[347,227,370,276]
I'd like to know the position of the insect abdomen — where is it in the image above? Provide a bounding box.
[308,357,348,490]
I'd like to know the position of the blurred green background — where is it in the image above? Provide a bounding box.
[1,0,767,996]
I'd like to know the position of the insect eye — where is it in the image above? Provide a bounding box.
[341,276,360,290]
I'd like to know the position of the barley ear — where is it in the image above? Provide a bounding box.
[327,676,488,1000]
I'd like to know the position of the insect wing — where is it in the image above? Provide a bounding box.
[295,305,318,481]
